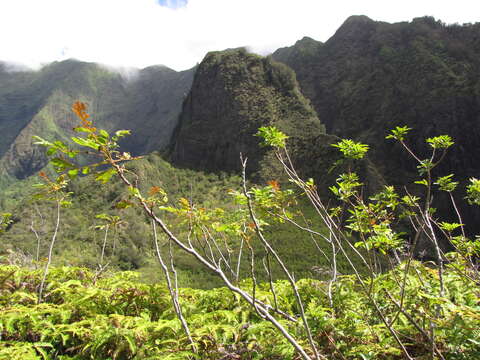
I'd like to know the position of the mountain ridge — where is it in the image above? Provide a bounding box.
[272,15,480,233]
[0,59,195,187]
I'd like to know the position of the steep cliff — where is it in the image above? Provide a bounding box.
[171,48,324,174]
[273,16,480,179]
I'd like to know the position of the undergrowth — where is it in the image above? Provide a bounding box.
[0,264,479,359]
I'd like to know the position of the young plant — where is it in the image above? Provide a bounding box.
[94,213,126,276]
[32,172,72,303]
[0,212,12,235]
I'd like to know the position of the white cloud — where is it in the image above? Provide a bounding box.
[0,0,478,71]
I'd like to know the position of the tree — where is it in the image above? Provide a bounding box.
[31,172,72,303]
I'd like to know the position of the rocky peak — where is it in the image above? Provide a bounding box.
[171,48,324,174]
[328,15,377,48]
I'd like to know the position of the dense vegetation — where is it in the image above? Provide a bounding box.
[0,100,478,359]
[1,261,479,359]
[0,152,352,287]
[0,60,194,187]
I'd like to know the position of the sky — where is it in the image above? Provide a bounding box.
[1,0,478,71]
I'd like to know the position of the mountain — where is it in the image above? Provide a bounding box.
[171,48,325,175]
[2,15,480,263]
[273,15,480,173]
[0,60,194,187]
[273,16,480,232]
[119,65,195,154]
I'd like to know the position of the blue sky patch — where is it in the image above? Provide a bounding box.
[157,0,188,9]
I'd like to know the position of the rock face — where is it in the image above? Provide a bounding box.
[0,60,194,185]
[272,16,480,233]
[119,65,195,154]
[171,48,324,174]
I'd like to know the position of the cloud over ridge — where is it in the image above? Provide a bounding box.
[0,0,478,71]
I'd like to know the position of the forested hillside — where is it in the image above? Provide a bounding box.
[273,15,480,233]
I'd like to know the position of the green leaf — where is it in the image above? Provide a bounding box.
[99,129,110,138]
[60,200,72,207]
[386,126,411,141]
[415,179,428,186]
[71,136,99,150]
[73,126,92,133]
[434,174,458,192]
[115,200,133,209]
[332,139,369,160]
[158,206,180,213]
[67,169,79,179]
[128,186,142,198]
[124,334,137,353]
[95,168,116,183]
[466,178,480,206]
[96,213,110,220]
[53,140,69,152]
[51,157,74,171]
[426,135,454,149]
[46,147,58,156]
[439,222,463,232]
[115,130,131,138]
[32,135,53,147]
[33,342,53,360]
[255,126,288,148]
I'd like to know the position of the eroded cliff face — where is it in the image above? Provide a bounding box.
[119,65,195,155]
[0,60,126,181]
[171,48,324,174]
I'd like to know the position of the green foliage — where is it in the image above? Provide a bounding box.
[0,212,12,234]
[426,135,454,149]
[465,178,480,205]
[32,173,71,206]
[5,97,480,360]
[1,264,479,359]
[438,222,463,233]
[329,172,362,200]
[0,59,194,189]
[332,139,369,160]
[386,126,411,142]
[256,126,288,149]
[435,174,458,192]
[416,158,434,176]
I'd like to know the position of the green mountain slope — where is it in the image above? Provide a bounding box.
[0,60,194,188]
[273,16,480,232]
